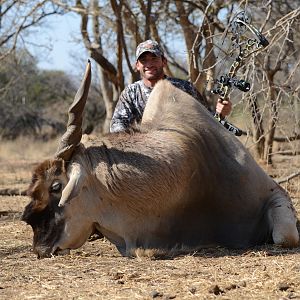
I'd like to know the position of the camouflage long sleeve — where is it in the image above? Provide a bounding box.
[110,92,134,133]
[110,82,147,133]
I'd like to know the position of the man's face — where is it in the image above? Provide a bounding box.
[136,52,166,81]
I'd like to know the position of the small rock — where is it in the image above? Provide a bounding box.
[288,292,297,299]
[209,284,224,295]
[225,284,237,291]
[189,287,196,294]
[278,283,291,291]
[238,281,247,288]
[225,281,246,290]
[151,290,163,298]
[111,272,124,280]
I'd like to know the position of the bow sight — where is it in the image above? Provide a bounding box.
[212,11,269,136]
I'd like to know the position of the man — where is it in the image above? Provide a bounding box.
[110,40,232,133]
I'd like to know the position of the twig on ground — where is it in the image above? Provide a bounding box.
[0,188,27,196]
[269,150,300,156]
[276,171,300,184]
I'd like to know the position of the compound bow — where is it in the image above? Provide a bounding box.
[212,11,269,136]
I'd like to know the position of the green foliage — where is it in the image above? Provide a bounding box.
[0,49,106,140]
[0,50,75,139]
[0,51,74,107]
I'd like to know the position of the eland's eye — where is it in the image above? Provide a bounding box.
[50,181,62,193]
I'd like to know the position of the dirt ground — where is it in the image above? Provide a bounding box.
[0,140,300,300]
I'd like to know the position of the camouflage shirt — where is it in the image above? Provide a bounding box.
[110,77,210,133]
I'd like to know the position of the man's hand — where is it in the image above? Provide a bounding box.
[216,98,232,117]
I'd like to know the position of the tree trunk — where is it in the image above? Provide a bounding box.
[78,0,123,133]
[264,85,279,165]
[248,96,265,159]
[97,65,115,133]
[198,18,216,106]
[175,1,200,83]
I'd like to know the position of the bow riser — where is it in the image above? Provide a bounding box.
[211,10,269,136]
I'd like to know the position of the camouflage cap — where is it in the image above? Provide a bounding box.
[136,40,164,61]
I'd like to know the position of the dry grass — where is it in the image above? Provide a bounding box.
[0,138,300,300]
[0,138,57,192]
[0,137,58,162]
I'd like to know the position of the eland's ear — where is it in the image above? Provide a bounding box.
[58,163,85,207]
